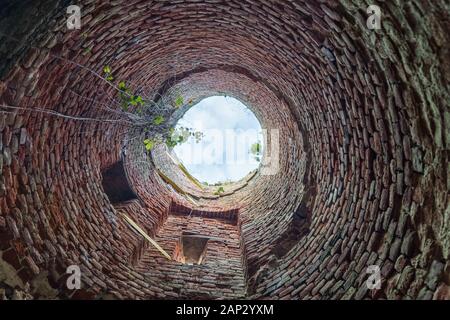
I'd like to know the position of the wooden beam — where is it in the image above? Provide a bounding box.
[183,234,228,243]
[157,169,199,206]
[121,213,171,260]
[166,152,204,190]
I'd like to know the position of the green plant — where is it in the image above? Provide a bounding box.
[165,126,203,148]
[101,66,203,154]
[250,141,262,162]
[214,186,225,195]
[83,47,92,55]
[174,94,184,108]
[144,139,155,152]
[212,180,233,187]
[103,65,114,81]
[153,115,165,125]
[116,80,144,112]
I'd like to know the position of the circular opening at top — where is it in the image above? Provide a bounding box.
[172,96,263,185]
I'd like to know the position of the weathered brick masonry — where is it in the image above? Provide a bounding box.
[0,0,449,299]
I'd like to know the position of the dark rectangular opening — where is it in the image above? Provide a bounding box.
[101,161,137,204]
[174,232,210,265]
[271,202,310,259]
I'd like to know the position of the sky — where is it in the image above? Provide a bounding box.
[173,96,263,184]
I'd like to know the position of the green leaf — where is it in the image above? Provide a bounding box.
[250,142,262,155]
[106,75,114,82]
[103,65,111,74]
[214,186,225,195]
[83,47,92,55]
[135,96,144,105]
[118,81,126,90]
[144,139,154,151]
[165,138,177,148]
[153,115,165,125]
[174,95,184,108]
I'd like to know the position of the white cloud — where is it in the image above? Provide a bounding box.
[174,96,262,184]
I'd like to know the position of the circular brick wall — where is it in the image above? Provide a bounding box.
[0,0,448,299]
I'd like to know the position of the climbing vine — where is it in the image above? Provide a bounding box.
[101,65,203,153]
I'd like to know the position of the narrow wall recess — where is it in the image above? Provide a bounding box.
[101,161,137,204]
[174,232,210,265]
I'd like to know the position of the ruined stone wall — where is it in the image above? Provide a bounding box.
[0,0,448,300]
[149,68,308,285]
[242,0,450,300]
[134,214,246,299]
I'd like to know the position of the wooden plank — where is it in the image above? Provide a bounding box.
[166,152,204,190]
[121,213,171,260]
[157,169,184,194]
[157,169,199,206]
[185,194,199,206]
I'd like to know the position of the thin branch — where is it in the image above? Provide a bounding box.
[0,104,133,124]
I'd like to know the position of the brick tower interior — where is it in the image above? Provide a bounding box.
[0,0,449,300]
